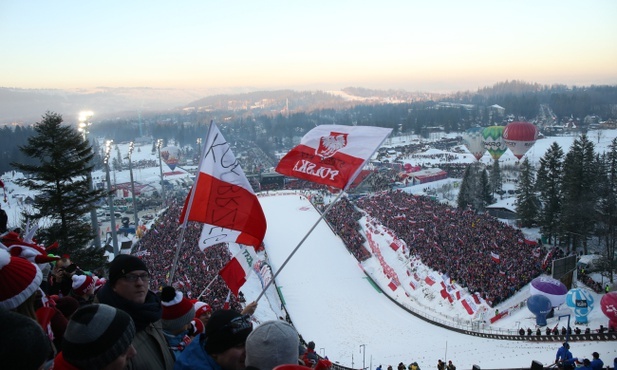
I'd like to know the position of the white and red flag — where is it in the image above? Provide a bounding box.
[275,125,392,190]
[179,122,267,250]
[491,252,501,263]
[219,246,258,296]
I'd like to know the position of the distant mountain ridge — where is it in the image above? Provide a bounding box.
[1,81,610,125]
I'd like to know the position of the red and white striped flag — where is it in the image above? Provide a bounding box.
[219,246,258,296]
[491,252,501,263]
[223,290,231,310]
[275,125,392,190]
[179,122,267,250]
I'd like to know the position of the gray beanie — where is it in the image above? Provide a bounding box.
[245,320,300,370]
[62,304,136,370]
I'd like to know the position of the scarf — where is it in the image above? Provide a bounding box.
[96,283,162,331]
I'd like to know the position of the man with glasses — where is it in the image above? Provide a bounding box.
[175,309,253,370]
[97,254,175,370]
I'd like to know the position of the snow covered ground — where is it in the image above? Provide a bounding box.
[2,129,616,369]
[237,193,616,370]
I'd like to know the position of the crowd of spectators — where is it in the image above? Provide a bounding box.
[133,199,244,312]
[323,197,370,261]
[350,190,548,306]
[578,270,604,293]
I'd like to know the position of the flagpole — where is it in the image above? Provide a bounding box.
[168,120,214,285]
[254,189,346,302]
[255,127,391,301]
[197,273,219,300]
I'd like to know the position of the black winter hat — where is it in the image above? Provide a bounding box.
[62,303,136,369]
[205,309,253,354]
[108,254,149,287]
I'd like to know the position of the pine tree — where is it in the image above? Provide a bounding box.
[458,164,473,210]
[561,135,599,254]
[596,138,617,283]
[489,158,503,196]
[479,167,492,210]
[11,112,107,270]
[516,157,539,227]
[535,142,564,244]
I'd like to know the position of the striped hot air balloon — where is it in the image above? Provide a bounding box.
[481,126,507,160]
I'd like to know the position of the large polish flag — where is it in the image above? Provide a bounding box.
[275,125,392,190]
[179,122,267,250]
[219,246,258,296]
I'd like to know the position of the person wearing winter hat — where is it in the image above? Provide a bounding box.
[55,296,81,319]
[53,303,137,370]
[0,308,53,370]
[96,254,174,370]
[590,352,603,370]
[0,248,43,313]
[175,309,253,370]
[193,299,213,327]
[161,286,196,359]
[70,273,95,306]
[245,320,300,370]
[302,341,319,367]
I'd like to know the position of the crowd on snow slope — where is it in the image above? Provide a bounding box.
[334,190,553,307]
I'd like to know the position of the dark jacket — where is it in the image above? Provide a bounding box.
[96,283,175,370]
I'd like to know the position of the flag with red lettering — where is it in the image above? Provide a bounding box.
[219,246,258,296]
[275,125,392,190]
[179,122,267,250]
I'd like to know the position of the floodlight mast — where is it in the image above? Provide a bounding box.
[78,111,101,249]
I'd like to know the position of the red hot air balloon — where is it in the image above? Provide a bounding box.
[502,121,538,160]
[600,291,617,331]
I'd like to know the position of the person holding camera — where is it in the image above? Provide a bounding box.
[48,257,77,297]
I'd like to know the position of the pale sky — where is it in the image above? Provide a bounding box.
[1,0,617,93]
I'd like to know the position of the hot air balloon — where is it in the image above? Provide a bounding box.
[565,288,594,324]
[527,294,552,326]
[160,146,181,171]
[530,276,568,308]
[600,291,617,331]
[503,121,539,160]
[481,126,507,160]
[462,127,486,161]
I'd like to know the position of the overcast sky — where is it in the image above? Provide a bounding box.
[1,0,616,93]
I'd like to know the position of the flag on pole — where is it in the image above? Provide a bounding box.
[179,122,267,250]
[275,125,392,190]
[223,290,231,310]
[219,246,258,296]
[491,252,501,263]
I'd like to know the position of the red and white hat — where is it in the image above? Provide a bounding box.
[193,300,212,317]
[161,286,195,333]
[0,248,43,310]
[71,274,95,296]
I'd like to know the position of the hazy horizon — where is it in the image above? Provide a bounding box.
[2,1,617,94]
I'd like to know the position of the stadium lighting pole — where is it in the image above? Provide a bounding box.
[359,344,366,370]
[78,111,101,249]
[156,139,166,201]
[104,140,119,256]
[127,142,139,228]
